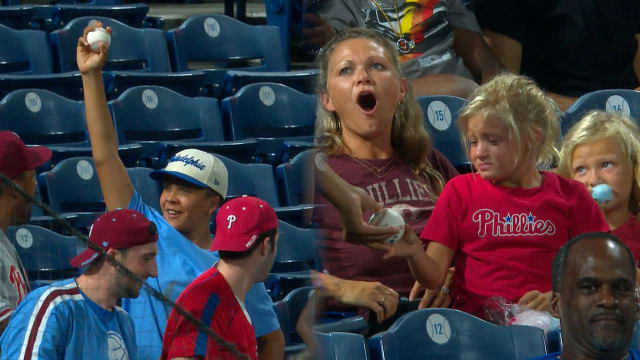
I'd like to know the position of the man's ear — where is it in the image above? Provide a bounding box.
[260,237,272,256]
[207,194,220,216]
[549,292,561,319]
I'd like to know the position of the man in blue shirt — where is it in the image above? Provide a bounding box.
[531,232,640,360]
[77,22,284,360]
[0,209,158,359]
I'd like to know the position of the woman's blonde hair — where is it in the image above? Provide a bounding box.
[314,28,445,193]
[558,110,640,214]
[458,73,561,169]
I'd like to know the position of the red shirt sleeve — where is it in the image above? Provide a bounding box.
[420,177,461,251]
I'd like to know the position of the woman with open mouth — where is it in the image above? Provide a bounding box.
[311,28,459,335]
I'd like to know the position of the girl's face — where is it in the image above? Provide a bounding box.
[321,38,406,146]
[571,138,634,214]
[466,113,530,187]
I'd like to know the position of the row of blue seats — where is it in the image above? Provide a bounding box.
[0,83,316,166]
[0,14,319,99]
[34,153,314,228]
[0,3,161,32]
[5,83,638,176]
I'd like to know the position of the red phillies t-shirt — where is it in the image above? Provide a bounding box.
[421,172,609,319]
[613,215,640,262]
[314,150,458,298]
[161,267,257,360]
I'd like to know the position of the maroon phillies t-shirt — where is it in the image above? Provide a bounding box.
[314,150,458,299]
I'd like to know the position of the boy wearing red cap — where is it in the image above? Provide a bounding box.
[0,209,158,359]
[161,196,279,360]
[0,131,52,336]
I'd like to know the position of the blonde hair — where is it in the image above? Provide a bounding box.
[458,73,561,169]
[314,28,445,193]
[558,110,640,214]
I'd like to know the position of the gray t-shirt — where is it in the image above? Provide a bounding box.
[317,0,480,80]
[0,228,29,323]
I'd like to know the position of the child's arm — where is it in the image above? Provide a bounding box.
[78,22,134,211]
[370,226,454,290]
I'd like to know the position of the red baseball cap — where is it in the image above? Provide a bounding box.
[211,196,278,252]
[70,209,159,268]
[0,131,51,180]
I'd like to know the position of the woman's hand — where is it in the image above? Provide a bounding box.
[76,22,110,75]
[339,185,401,245]
[367,224,423,259]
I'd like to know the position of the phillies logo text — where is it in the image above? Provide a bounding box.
[472,209,556,237]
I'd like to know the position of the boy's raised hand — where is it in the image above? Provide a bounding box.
[77,22,110,74]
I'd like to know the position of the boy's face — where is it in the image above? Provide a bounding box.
[159,176,218,235]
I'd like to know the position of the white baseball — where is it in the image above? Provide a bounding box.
[368,208,405,243]
[87,28,111,52]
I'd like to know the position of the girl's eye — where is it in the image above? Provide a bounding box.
[371,62,384,70]
[602,161,613,169]
[573,166,586,175]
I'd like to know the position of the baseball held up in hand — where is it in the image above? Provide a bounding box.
[87,27,111,52]
[368,208,405,243]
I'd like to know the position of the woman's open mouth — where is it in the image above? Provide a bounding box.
[357,91,377,113]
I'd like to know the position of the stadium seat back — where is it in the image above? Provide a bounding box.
[0,23,54,74]
[39,157,105,213]
[562,89,640,135]
[416,95,470,172]
[50,16,170,73]
[314,332,370,360]
[368,309,547,360]
[0,88,87,145]
[166,14,287,72]
[6,224,86,283]
[109,85,224,144]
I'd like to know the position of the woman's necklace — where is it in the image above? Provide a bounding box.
[370,0,415,54]
[348,152,396,179]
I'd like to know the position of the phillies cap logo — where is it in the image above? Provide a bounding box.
[226,215,236,229]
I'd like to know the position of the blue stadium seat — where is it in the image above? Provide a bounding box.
[368,309,547,360]
[266,220,318,300]
[275,150,313,206]
[6,224,86,289]
[108,85,256,165]
[54,0,123,5]
[221,82,316,164]
[54,3,149,29]
[1,0,19,6]
[212,153,314,227]
[104,70,206,100]
[416,95,471,173]
[562,89,640,135]
[314,332,370,360]
[0,72,85,100]
[0,88,142,168]
[126,167,161,213]
[0,23,53,74]
[50,16,170,73]
[223,68,318,97]
[274,286,314,353]
[0,5,36,30]
[166,14,288,98]
[38,157,106,227]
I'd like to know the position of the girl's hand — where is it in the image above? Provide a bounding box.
[368,223,423,259]
[76,22,110,75]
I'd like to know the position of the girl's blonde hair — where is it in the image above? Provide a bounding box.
[314,28,445,193]
[558,110,640,214]
[458,73,561,169]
